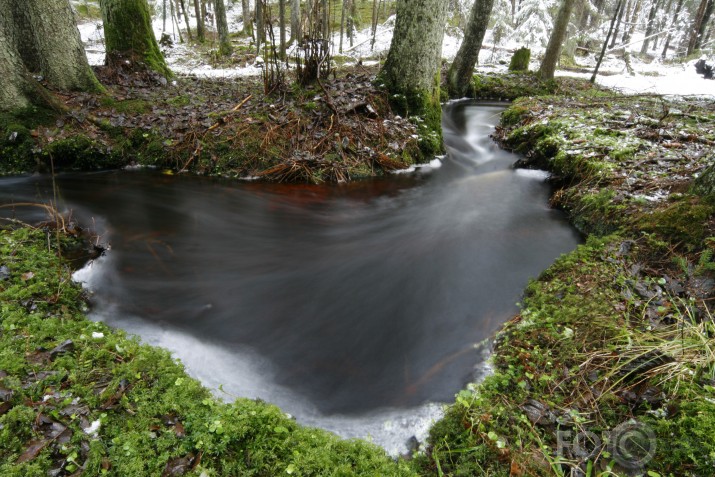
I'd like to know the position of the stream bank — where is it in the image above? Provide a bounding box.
[0,64,432,182]
[1,74,714,476]
[418,77,715,476]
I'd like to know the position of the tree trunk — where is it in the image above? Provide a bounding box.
[640,0,661,53]
[1,0,100,93]
[695,0,715,50]
[256,0,264,53]
[539,0,576,79]
[100,0,172,77]
[609,0,628,48]
[447,0,496,97]
[661,0,684,57]
[194,0,206,41]
[592,0,624,82]
[178,0,194,40]
[0,27,32,111]
[215,0,232,55]
[688,0,709,55]
[242,0,253,35]
[321,0,329,39]
[279,0,287,57]
[622,0,641,43]
[290,0,301,43]
[379,0,448,155]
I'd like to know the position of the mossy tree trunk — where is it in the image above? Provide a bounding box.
[0,0,101,93]
[509,47,531,71]
[538,0,576,79]
[100,0,172,77]
[379,0,447,122]
[215,0,232,55]
[0,0,101,112]
[378,0,448,157]
[447,0,496,97]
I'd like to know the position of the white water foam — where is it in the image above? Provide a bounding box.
[74,255,445,456]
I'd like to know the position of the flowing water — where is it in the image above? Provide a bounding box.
[0,101,580,454]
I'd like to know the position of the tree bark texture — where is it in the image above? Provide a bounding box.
[661,0,684,57]
[640,0,661,53]
[380,0,448,112]
[695,0,714,50]
[609,0,628,48]
[194,0,206,41]
[447,0,496,97]
[539,0,576,79]
[242,0,253,35]
[1,0,99,92]
[290,0,300,42]
[99,0,172,77]
[215,0,232,55]
[279,0,287,57]
[687,0,709,55]
[0,26,31,110]
[592,0,623,82]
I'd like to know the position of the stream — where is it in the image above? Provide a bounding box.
[0,101,580,454]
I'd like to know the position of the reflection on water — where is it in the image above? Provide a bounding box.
[0,101,580,452]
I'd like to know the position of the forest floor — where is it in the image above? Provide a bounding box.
[1,62,427,182]
[2,69,715,476]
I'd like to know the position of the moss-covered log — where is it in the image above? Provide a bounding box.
[99,0,172,77]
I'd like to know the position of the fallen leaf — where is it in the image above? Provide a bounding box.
[21,272,34,281]
[16,439,49,463]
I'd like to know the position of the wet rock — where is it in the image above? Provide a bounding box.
[521,399,557,425]
[162,454,195,477]
[0,386,13,402]
[49,340,74,360]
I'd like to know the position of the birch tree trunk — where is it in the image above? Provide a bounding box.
[539,0,576,79]
[215,0,232,55]
[379,0,448,155]
[447,0,496,97]
[100,0,172,77]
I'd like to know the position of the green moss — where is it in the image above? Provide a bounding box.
[101,0,172,78]
[638,195,715,252]
[41,135,124,171]
[0,107,57,174]
[508,47,531,72]
[100,97,150,114]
